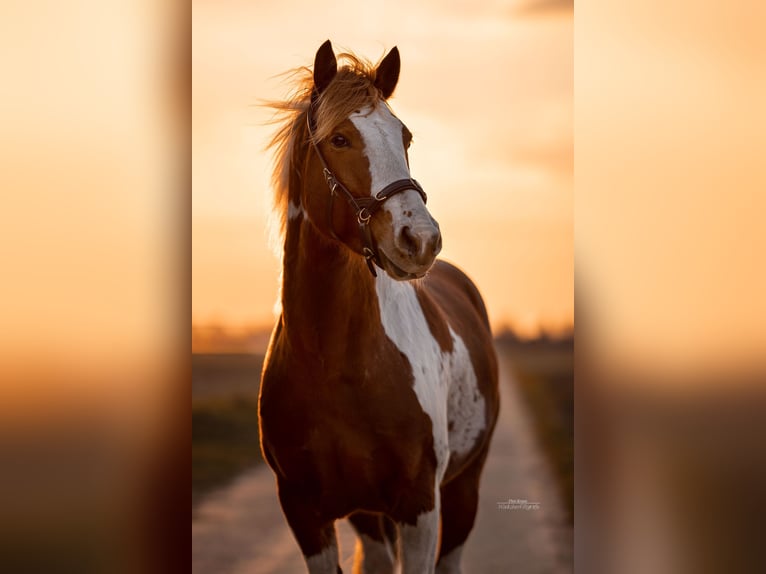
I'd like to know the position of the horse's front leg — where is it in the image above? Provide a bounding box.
[397,488,441,574]
[278,481,342,574]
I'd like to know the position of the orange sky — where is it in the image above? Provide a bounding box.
[193,0,573,336]
[576,1,766,376]
[1,0,760,384]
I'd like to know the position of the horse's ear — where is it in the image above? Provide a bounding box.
[374,46,400,100]
[313,40,337,94]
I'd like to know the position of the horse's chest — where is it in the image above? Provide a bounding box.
[262,363,437,515]
[375,279,486,478]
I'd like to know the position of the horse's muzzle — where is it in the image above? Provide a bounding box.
[395,223,442,269]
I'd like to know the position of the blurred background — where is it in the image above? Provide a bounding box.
[0,0,763,572]
[1,1,185,573]
[576,3,766,572]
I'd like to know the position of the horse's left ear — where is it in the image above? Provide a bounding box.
[313,39,337,94]
[374,46,400,100]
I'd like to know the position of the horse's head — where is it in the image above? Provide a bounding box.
[303,41,441,280]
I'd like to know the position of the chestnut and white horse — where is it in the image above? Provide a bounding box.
[259,41,499,574]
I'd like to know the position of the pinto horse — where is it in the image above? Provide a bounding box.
[259,41,499,574]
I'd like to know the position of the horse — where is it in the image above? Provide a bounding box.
[259,40,499,574]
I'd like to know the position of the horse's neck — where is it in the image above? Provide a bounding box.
[281,216,381,359]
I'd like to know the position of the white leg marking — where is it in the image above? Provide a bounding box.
[354,534,396,574]
[305,539,339,574]
[435,544,464,574]
[399,506,440,574]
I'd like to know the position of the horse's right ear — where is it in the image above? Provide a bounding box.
[313,40,337,94]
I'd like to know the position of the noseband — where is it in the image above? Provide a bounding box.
[306,106,427,276]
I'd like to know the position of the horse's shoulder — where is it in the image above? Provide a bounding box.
[421,259,491,330]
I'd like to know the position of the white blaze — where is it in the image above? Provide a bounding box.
[349,105,431,227]
[349,104,410,193]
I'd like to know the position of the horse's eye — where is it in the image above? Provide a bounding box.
[330,134,349,148]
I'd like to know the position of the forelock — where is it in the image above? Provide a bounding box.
[312,55,383,142]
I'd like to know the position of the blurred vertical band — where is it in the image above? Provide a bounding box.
[576,1,766,573]
[0,1,187,572]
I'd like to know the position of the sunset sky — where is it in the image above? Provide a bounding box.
[193,0,573,337]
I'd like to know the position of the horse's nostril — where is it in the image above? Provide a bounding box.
[397,225,441,265]
[399,226,419,256]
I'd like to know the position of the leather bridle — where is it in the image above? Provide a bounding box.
[306,103,427,277]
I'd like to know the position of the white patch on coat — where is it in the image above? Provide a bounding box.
[355,534,396,573]
[287,199,303,220]
[305,540,338,574]
[375,275,486,470]
[445,331,486,459]
[435,544,464,574]
[349,105,434,233]
[399,506,440,574]
[375,269,485,573]
[375,275,451,476]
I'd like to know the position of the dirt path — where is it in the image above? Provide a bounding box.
[193,350,572,573]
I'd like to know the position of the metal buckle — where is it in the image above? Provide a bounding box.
[357,208,371,225]
[363,249,377,276]
[323,168,337,194]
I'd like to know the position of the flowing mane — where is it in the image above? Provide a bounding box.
[266,52,387,240]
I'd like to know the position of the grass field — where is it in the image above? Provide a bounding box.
[192,354,264,509]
